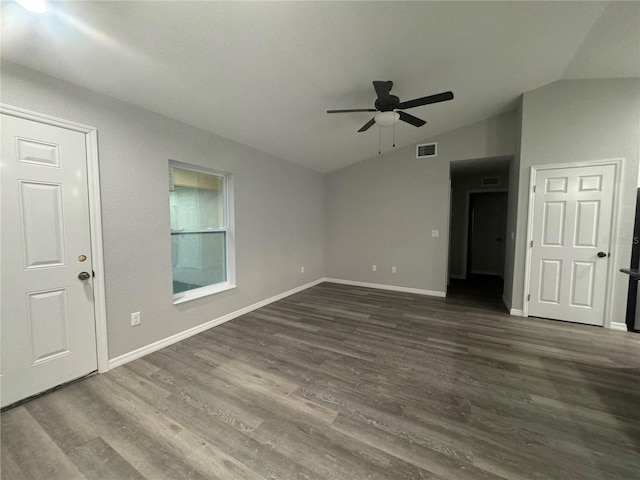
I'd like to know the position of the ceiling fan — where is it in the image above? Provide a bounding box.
[327,81,454,132]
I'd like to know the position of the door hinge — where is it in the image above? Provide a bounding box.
[527,294,531,301]
[533,185,536,193]
[530,240,533,247]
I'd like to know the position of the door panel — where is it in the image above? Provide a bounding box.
[542,201,565,246]
[539,259,562,304]
[528,164,615,325]
[570,261,595,308]
[546,176,568,193]
[17,137,61,167]
[1,114,97,407]
[20,181,66,268]
[579,175,602,192]
[574,201,599,247]
[27,288,71,363]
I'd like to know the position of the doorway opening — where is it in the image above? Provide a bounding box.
[467,192,508,276]
[448,156,510,306]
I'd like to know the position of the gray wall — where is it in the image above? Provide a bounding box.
[502,100,523,309]
[1,61,325,359]
[5,61,633,368]
[511,79,640,325]
[325,110,520,294]
[449,168,510,279]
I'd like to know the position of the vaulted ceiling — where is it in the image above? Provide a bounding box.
[1,1,638,172]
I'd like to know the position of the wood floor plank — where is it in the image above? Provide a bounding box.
[66,437,146,480]
[2,282,639,480]
[50,381,213,480]
[86,375,264,480]
[1,439,28,480]
[1,407,86,480]
[251,419,392,480]
[106,364,172,406]
[25,388,99,454]
[331,412,506,480]
[144,350,266,434]
[155,393,328,480]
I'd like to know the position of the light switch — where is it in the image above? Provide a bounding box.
[431,230,440,238]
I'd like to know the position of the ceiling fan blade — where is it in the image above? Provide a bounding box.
[358,118,376,132]
[373,80,393,100]
[398,111,426,127]
[327,109,377,113]
[397,91,454,110]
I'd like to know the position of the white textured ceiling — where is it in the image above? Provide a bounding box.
[1,1,638,172]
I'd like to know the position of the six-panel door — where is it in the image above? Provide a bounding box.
[528,164,615,326]
[1,114,98,408]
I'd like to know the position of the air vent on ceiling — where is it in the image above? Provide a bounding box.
[416,142,437,159]
[481,176,500,187]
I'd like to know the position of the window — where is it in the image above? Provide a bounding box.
[169,161,235,303]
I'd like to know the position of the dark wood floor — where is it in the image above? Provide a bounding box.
[2,282,640,480]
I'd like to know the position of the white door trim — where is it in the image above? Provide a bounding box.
[1,103,109,372]
[523,158,623,328]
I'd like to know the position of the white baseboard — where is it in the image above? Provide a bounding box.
[324,278,446,298]
[108,278,325,370]
[502,294,525,316]
[610,321,628,332]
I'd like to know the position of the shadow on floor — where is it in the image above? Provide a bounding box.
[447,274,506,313]
[448,274,503,299]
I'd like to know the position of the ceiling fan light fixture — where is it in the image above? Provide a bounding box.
[374,111,399,127]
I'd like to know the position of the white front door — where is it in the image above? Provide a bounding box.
[527,164,616,326]
[1,114,98,408]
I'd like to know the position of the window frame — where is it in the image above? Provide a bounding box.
[169,160,236,304]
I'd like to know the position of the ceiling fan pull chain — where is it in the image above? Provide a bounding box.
[378,126,381,155]
[393,120,396,148]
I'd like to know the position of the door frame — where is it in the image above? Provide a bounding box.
[1,103,109,372]
[522,158,623,328]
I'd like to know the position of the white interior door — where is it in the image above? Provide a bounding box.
[1,114,98,408]
[528,164,616,326]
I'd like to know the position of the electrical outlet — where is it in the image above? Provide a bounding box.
[300,266,305,274]
[392,266,397,274]
[372,265,377,272]
[131,311,141,326]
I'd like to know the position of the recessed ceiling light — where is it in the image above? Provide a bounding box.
[16,0,47,14]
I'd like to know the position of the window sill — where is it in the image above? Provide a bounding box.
[173,282,236,305]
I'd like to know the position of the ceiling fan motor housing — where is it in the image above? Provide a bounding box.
[375,95,400,112]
